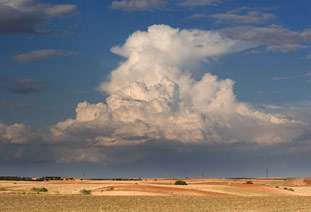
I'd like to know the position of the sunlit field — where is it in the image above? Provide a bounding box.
[1,178,311,212]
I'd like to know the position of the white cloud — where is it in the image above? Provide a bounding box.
[111,0,164,11]
[50,24,306,151]
[13,49,78,63]
[211,10,275,24]
[179,0,221,7]
[0,0,78,34]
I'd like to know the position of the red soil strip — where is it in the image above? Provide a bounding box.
[104,185,233,196]
[303,179,311,186]
[230,184,295,195]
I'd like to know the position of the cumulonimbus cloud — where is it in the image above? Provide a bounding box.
[1,25,310,163]
[51,25,306,149]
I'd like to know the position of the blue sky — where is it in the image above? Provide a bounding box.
[0,0,311,177]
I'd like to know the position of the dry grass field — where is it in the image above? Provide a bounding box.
[1,178,311,211]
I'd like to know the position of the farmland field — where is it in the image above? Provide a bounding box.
[1,194,311,212]
[1,178,311,212]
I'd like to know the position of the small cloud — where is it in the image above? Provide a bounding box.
[245,49,261,55]
[270,76,291,81]
[111,0,164,11]
[303,54,311,60]
[0,78,49,95]
[0,100,44,111]
[262,104,283,110]
[13,49,78,63]
[300,73,311,77]
[267,43,311,53]
[211,10,275,24]
[179,0,221,7]
[188,13,206,19]
[270,72,311,81]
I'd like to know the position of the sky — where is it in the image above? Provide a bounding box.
[0,0,311,178]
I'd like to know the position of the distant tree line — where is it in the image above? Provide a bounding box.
[88,178,142,181]
[0,176,63,181]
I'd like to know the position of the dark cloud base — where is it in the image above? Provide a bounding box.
[1,141,311,178]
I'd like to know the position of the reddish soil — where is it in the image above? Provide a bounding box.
[303,179,311,186]
[101,185,234,196]
[230,183,295,195]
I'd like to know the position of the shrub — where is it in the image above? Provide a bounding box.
[108,187,114,191]
[275,186,279,188]
[175,180,187,185]
[245,181,253,184]
[31,187,48,193]
[288,188,295,191]
[80,189,91,195]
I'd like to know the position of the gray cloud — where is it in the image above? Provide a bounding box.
[0,0,78,34]
[188,13,206,19]
[270,76,291,81]
[13,49,78,63]
[0,100,43,110]
[179,0,221,7]
[0,122,43,144]
[270,72,311,81]
[111,0,164,11]
[267,43,311,52]
[0,78,48,95]
[211,11,275,24]
[220,25,311,45]
[2,139,311,178]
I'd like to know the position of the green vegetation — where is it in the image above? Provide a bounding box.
[175,180,188,185]
[245,181,254,184]
[31,187,48,193]
[107,187,114,191]
[284,187,295,191]
[80,189,91,195]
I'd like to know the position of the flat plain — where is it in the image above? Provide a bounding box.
[1,178,311,212]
